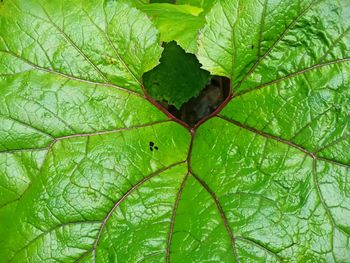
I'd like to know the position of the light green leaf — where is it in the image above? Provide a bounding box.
[176,0,217,14]
[197,0,350,90]
[195,0,350,261]
[0,0,163,92]
[138,3,206,53]
[1,0,349,262]
[191,118,350,262]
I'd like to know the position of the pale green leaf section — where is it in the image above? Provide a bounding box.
[222,61,350,165]
[190,118,350,261]
[170,175,236,262]
[0,150,46,207]
[317,161,350,237]
[138,3,205,53]
[0,0,163,92]
[0,71,167,151]
[0,0,349,261]
[196,6,350,259]
[2,122,191,261]
[198,0,350,93]
[11,222,102,263]
[235,238,280,263]
[238,0,350,93]
[0,115,53,152]
[96,164,188,262]
[176,0,217,14]
[198,0,349,85]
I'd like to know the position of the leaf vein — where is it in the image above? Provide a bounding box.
[89,161,186,263]
[312,159,350,237]
[192,172,239,262]
[217,115,350,169]
[0,50,142,97]
[233,57,350,98]
[235,0,319,91]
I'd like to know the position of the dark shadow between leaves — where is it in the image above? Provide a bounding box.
[157,76,231,127]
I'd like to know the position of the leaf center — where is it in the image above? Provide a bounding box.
[143,41,231,127]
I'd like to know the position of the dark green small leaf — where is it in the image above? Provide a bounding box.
[143,41,211,109]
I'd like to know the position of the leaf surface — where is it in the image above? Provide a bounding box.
[0,0,349,262]
[138,3,205,53]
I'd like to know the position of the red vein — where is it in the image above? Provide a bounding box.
[55,120,171,141]
[234,0,318,92]
[192,172,239,262]
[166,130,195,262]
[0,147,49,154]
[233,57,350,98]
[187,129,195,172]
[314,133,350,155]
[235,236,282,260]
[0,50,142,97]
[89,161,186,262]
[9,221,101,262]
[166,173,190,262]
[217,115,314,157]
[0,114,55,139]
[218,115,350,169]
[0,121,171,154]
[312,159,350,237]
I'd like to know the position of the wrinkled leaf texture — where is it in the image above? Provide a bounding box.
[0,0,349,262]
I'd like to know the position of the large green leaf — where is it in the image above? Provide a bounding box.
[0,0,349,262]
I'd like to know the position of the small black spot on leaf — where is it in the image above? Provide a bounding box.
[149,141,159,151]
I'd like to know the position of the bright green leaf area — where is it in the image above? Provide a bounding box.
[176,0,217,14]
[143,41,211,109]
[0,0,350,262]
[150,0,175,3]
[138,3,205,52]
